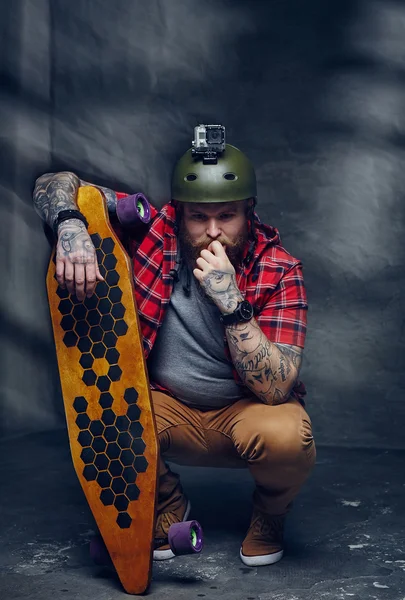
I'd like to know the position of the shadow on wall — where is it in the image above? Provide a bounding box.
[1,0,405,447]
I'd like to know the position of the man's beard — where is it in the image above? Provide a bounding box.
[177,219,249,300]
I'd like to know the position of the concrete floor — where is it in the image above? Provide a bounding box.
[0,430,404,600]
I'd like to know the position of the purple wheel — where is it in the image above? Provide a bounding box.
[89,535,112,566]
[168,520,204,556]
[116,193,151,228]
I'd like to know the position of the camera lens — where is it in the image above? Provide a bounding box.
[207,129,221,142]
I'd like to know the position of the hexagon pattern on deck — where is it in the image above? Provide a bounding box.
[55,234,148,529]
[73,387,147,529]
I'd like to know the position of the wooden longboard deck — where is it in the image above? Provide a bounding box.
[46,186,159,595]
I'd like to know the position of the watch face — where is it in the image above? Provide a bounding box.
[240,300,253,320]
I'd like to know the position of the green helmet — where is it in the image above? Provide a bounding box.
[171,144,257,204]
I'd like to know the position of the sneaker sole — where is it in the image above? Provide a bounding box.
[153,500,191,561]
[239,548,284,567]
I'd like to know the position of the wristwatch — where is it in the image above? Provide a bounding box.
[219,300,254,326]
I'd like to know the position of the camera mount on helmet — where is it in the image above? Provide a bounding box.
[191,124,226,165]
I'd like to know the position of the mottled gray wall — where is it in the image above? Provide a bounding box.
[1,0,404,447]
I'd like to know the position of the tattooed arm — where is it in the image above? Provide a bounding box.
[33,171,81,228]
[33,171,118,228]
[32,171,109,300]
[224,318,302,405]
[273,343,303,376]
[192,239,303,406]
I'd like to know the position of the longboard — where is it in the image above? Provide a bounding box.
[46,186,159,594]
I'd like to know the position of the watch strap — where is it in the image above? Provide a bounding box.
[219,300,253,326]
[53,210,89,237]
[219,310,239,326]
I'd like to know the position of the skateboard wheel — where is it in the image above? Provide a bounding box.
[89,535,112,566]
[116,193,151,228]
[168,520,203,556]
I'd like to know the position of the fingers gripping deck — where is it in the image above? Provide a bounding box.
[46,187,159,595]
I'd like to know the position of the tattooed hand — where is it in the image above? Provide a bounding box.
[193,240,243,313]
[56,219,104,300]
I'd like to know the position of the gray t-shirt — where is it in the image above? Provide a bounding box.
[146,256,249,410]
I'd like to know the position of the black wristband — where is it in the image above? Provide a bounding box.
[53,210,89,237]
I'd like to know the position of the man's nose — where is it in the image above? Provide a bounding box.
[206,219,222,238]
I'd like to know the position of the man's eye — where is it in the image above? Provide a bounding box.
[190,214,234,220]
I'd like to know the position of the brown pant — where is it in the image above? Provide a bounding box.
[152,391,316,517]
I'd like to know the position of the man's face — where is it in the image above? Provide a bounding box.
[178,200,250,272]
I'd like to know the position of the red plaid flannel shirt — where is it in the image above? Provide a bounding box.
[113,193,308,405]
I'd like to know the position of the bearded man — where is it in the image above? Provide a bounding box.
[33,129,316,567]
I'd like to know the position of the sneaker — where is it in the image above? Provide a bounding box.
[240,509,285,567]
[153,497,191,561]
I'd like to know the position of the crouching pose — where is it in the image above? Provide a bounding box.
[33,126,316,567]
